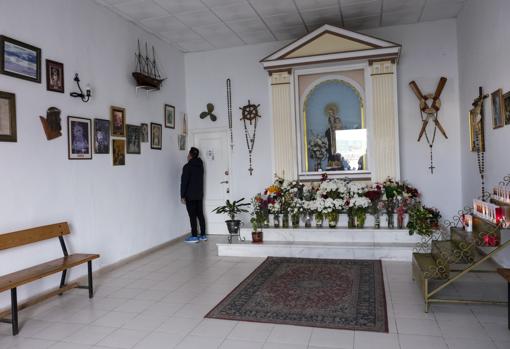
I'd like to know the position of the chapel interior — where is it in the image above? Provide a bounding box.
[1,0,510,348]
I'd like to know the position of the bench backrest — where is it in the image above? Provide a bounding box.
[0,222,70,251]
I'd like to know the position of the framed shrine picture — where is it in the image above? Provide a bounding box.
[126,124,141,154]
[111,106,126,137]
[140,123,148,143]
[164,104,175,129]
[112,139,126,166]
[0,91,16,142]
[94,118,110,154]
[151,122,162,150]
[68,116,92,160]
[46,59,64,93]
[0,36,41,83]
[503,91,510,126]
[491,89,504,129]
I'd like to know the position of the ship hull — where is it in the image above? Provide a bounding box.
[132,72,164,90]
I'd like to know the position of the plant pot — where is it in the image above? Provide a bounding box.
[347,211,355,228]
[356,211,366,229]
[282,214,289,228]
[225,220,242,243]
[252,230,263,243]
[291,214,300,228]
[315,213,324,228]
[327,212,338,228]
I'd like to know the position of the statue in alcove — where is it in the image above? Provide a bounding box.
[324,103,343,168]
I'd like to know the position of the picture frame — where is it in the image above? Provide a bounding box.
[126,124,141,154]
[140,123,148,143]
[469,109,485,152]
[112,139,126,166]
[46,59,64,93]
[94,118,110,154]
[111,106,126,137]
[0,35,41,83]
[0,91,16,142]
[164,104,175,129]
[67,116,92,160]
[151,122,162,150]
[491,88,504,129]
[178,134,186,151]
[503,91,510,126]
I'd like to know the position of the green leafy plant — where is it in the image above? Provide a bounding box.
[407,204,441,236]
[212,198,250,221]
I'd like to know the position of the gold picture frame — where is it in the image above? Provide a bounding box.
[491,88,504,129]
[0,90,16,142]
[110,106,126,137]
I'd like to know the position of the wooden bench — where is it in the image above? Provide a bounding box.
[0,222,99,335]
[497,268,510,330]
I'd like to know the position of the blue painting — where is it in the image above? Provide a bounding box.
[1,36,40,82]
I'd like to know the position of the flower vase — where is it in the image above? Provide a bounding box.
[347,211,356,228]
[291,214,300,228]
[327,212,338,228]
[304,212,312,228]
[315,213,324,228]
[374,212,381,229]
[355,210,366,229]
[397,207,405,229]
[273,214,280,228]
[263,214,270,228]
[387,211,395,229]
[282,214,289,228]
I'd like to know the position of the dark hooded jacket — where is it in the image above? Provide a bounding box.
[180,157,204,200]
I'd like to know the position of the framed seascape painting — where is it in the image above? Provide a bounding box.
[112,139,126,166]
[0,91,16,142]
[503,91,510,126]
[0,36,41,83]
[126,124,141,154]
[111,106,126,137]
[46,59,64,93]
[68,116,92,160]
[491,89,504,129]
[140,123,148,143]
[151,122,162,150]
[94,118,110,154]
[164,104,175,129]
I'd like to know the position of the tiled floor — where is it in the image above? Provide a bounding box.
[0,236,508,349]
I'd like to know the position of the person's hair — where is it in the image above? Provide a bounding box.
[189,147,199,159]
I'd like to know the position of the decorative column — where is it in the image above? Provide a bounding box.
[270,70,296,179]
[370,60,399,181]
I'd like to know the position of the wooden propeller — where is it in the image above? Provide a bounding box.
[431,77,447,111]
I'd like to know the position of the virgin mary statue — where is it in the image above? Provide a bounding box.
[324,103,343,162]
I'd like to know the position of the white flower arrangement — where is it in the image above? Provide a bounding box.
[308,133,328,162]
[348,196,371,209]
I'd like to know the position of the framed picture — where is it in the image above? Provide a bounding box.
[469,109,485,152]
[140,123,148,143]
[164,104,175,129]
[151,122,162,150]
[111,106,126,137]
[126,124,141,154]
[178,134,186,151]
[46,59,64,93]
[67,116,92,160]
[0,91,16,142]
[491,89,504,129]
[94,118,110,154]
[112,139,126,166]
[0,35,41,83]
[503,91,510,126]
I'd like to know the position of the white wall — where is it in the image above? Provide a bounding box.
[0,0,187,308]
[185,19,463,220]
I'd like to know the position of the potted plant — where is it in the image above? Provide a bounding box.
[250,216,264,243]
[212,198,250,242]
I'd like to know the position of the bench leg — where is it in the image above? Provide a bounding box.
[11,288,18,336]
[87,260,94,299]
[59,269,67,296]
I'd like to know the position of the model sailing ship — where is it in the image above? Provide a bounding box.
[132,40,166,90]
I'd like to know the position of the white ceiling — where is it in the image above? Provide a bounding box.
[95,0,466,52]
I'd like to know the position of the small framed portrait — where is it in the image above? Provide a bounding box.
[0,91,16,142]
[178,134,186,151]
[111,106,126,137]
[491,89,504,129]
[126,124,141,154]
[67,116,92,160]
[164,104,175,129]
[46,60,64,93]
[0,35,41,83]
[94,118,110,154]
[503,91,510,126]
[151,122,162,150]
[140,123,148,143]
[112,139,126,166]
[469,109,485,152]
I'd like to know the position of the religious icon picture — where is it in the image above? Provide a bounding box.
[503,91,510,126]
[140,123,148,143]
[67,116,92,160]
[151,122,162,150]
[491,89,504,129]
[164,104,175,129]
[0,35,41,83]
[178,134,186,151]
[111,106,126,137]
[126,124,141,154]
[0,91,16,142]
[112,139,126,166]
[46,60,64,93]
[94,118,110,154]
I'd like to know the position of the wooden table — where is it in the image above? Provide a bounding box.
[497,268,510,330]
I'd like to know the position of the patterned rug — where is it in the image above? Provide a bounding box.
[206,257,388,332]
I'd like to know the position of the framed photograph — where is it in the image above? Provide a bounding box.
[178,134,186,151]
[0,91,16,142]
[469,109,485,152]
[491,89,504,129]
[112,139,126,166]
[94,118,110,154]
[503,91,510,126]
[67,116,92,160]
[140,123,148,143]
[164,104,175,129]
[126,124,141,154]
[0,35,41,83]
[151,122,162,150]
[46,59,64,93]
[111,106,126,137]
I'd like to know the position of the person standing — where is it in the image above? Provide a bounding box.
[181,147,207,243]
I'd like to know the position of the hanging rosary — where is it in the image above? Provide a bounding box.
[226,78,233,150]
[472,86,489,199]
[240,100,261,175]
[421,111,437,174]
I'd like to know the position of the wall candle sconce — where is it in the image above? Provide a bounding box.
[70,73,91,102]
